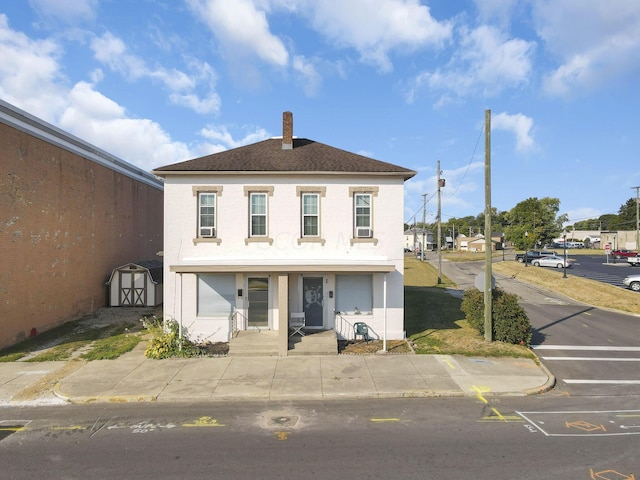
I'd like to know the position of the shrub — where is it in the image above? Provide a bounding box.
[460,288,532,347]
[142,316,198,359]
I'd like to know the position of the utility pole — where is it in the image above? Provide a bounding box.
[484,109,493,342]
[421,193,428,261]
[437,161,444,283]
[633,186,640,251]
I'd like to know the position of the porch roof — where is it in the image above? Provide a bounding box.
[169,261,396,273]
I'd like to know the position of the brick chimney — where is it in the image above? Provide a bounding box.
[282,111,293,150]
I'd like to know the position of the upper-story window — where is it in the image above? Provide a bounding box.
[250,192,268,237]
[349,186,378,244]
[354,193,372,238]
[244,186,273,244]
[302,193,319,237]
[192,186,222,243]
[296,186,325,245]
[198,192,216,237]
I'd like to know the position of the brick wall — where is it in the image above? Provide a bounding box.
[0,122,163,348]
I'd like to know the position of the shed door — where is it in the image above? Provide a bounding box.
[120,272,146,306]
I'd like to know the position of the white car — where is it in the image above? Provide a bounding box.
[531,255,571,269]
[623,274,640,292]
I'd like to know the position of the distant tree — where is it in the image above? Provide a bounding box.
[504,197,565,249]
[618,198,638,228]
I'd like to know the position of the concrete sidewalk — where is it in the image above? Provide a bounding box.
[0,341,553,405]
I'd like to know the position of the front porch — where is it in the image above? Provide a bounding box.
[228,329,338,357]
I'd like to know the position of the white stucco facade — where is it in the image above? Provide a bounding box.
[160,173,408,345]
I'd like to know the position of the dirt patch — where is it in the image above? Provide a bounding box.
[11,361,86,401]
[339,339,413,355]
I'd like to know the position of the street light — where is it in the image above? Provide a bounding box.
[524,231,529,267]
[562,231,567,279]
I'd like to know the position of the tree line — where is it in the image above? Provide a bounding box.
[405,197,638,250]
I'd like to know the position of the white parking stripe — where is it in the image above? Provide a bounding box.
[564,380,640,384]
[541,357,640,361]
[532,345,640,351]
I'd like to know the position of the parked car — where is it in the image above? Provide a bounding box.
[515,250,558,263]
[531,255,571,269]
[623,274,640,291]
[612,249,638,259]
[628,256,640,267]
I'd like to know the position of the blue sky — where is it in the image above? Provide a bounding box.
[2,1,640,226]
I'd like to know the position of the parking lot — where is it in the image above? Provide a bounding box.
[541,253,636,288]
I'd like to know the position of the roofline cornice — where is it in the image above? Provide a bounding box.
[152,170,417,180]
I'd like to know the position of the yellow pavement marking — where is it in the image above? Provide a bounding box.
[182,416,226,427]
[275,431,290,440]
[370,418,401,423]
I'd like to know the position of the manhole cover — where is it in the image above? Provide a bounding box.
[269,416,299,427]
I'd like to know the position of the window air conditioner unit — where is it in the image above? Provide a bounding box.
[356,227,372,238]
[200,227,215,238]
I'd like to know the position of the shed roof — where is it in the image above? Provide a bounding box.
[106,260,163,285]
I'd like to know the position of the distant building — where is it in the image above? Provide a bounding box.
[0,100,163,349]
[403,227,435,252]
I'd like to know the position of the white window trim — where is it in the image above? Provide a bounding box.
[302,192,320,237]
[296,186,326,245]
[349,187,378,245]
[244,186,274,244]
[192,186,223,244]
[250,192,268,237]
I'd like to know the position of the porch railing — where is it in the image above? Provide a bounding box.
[230,308,248,338]
[334,312,356,340]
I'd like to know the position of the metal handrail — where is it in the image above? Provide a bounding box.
[230,308,248,338]
[334,312,356,340]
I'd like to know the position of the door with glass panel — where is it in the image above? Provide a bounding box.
[247,277,269,328]
[302,277,324,328]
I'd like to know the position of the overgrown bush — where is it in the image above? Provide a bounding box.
[460,288,532,346]
[142,316,198,359]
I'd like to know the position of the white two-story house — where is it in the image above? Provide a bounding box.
[153,112,416,354]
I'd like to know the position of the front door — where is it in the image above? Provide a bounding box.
[247,277,269,328]
[303,277,324,328]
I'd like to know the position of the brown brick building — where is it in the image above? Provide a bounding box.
[0,100,163,349]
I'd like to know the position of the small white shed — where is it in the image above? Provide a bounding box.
[106,260,163,307]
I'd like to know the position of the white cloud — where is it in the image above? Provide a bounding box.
[58,82,193,170]
[492,112,534,152]
[406,24,535,104]
[303,0,452,73]
[565,207,604,226]
[199,124,270,151]
[90,32,220,114]
[292,55,322,96]
[405,162,484,222]
[533,0,640,96]
[186,0,289,66]
[28,0,98,22]
[0,14,68,122]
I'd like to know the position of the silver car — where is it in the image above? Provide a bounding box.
[623,274,640,292]
[531,255,571,269]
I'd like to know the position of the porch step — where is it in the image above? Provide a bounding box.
[228,330,279,357]
[288,330,338,356]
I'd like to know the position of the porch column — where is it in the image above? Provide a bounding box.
[277,274,289,356]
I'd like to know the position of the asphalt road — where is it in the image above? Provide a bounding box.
[431,253,640,398]
[567,253,638,288]
[1,399,639,479]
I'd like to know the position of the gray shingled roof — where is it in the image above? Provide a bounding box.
[153,138,416,180]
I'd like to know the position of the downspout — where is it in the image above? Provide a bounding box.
[382,273,387,352]
[178,273,183,348]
